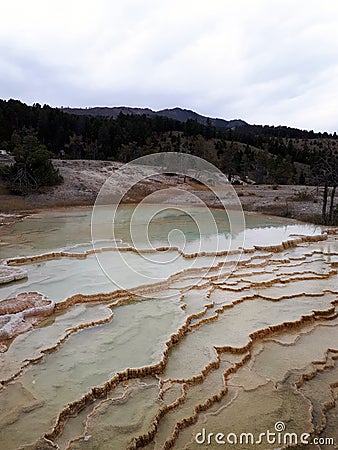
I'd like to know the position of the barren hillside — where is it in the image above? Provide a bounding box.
[0,159,324,224]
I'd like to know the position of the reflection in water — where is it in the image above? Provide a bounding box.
[0,206,337,450]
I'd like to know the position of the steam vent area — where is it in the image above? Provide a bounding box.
[0,206,337,450]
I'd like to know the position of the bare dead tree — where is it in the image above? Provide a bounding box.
[11,166,38,195]
[328,155,338,224]
[314,143,337,225]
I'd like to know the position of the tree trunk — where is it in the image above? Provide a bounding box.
[328,185,336,225]
[322,181,329,225]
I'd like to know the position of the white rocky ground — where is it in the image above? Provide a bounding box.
[0,159,325,222]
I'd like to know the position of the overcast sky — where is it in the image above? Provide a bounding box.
[1,0,338,132]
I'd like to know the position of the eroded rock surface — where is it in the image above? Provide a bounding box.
[0,292,54,341]
[0,264,27,285]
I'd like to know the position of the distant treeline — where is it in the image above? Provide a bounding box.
[0,99,337,184]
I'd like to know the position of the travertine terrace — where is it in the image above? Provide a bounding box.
[0,208,337,450]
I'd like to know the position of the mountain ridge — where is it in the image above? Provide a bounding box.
[62,106,248,129]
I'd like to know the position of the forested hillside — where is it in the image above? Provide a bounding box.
[0,98,337,186]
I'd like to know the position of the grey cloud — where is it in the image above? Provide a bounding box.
[1,0,337,132]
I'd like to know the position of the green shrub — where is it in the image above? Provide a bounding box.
[0,130,62,195]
